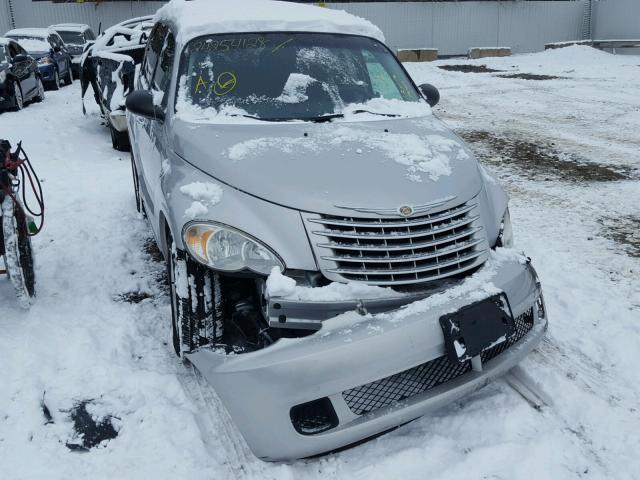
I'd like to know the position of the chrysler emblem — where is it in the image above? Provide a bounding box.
[398,205,414,217]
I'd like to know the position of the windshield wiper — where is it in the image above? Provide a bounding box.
[350,109,401,117]
[307,113,345,123]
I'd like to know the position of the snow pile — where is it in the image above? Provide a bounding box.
[266,267,403,301]
[155,0,384,45]
[227,125,465,181]
[109,62,125,111]
[180,181,223,219]
[276,73,317,104]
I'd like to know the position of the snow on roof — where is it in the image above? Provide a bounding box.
[155,0,385,46]
[91,25,146,52]
[114,15,155,29]
[50,23,90,33]
[0,37,11,46]
[6,28,56,39]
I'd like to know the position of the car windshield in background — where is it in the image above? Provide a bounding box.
[177,33,422,122]
[58,31,85,45]
[0,49,6,63]
[9,36,50,53]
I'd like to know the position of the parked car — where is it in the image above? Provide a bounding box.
[4,28,73,90]
[126,0,548,462]
[80,18,149,151]
[0,37,45,111]
[49,23,96,78]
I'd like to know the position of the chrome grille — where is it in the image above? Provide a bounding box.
[307,200,489,286]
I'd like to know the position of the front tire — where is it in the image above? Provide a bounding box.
[51,70,61,91]
[166,232,222,358]
[63,65,73,86]
[1,197,36,308]
[34,77,45,103]
[130,153,142,213]
[12,82,23,111]
[110,124,131,152]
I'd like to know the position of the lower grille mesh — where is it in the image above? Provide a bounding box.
[481,307,534,363]
[342,307,535,416]
[343,356,472,416]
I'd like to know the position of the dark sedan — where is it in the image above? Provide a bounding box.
[5,28,73,90]
[0,37,45,111]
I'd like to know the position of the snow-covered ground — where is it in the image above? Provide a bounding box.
[1,46,639,479]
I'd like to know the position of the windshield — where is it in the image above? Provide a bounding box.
[0,48,6,63]
[177,33,423,122]
[8,36,49,53]
[57,31,85,45]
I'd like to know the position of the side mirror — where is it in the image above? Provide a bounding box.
[126,90,165,122]
[13,54,28,63]
[418,83,440,107]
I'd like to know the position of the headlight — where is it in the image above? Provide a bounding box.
[182,222,284,275]
[497,208,514,248]
[0,70,6,84]
[37,57,53,65]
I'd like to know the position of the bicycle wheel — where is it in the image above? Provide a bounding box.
[1,196,36,308]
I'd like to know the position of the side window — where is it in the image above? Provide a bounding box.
[143,23,167,86]
[85,30,96,41]
[362,50,403,100]
[48,35,57,50]
[152,31,175,93]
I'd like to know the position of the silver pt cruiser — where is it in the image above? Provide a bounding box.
[126,0,547,461]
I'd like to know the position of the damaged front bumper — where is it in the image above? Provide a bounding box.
[187,255,547,461]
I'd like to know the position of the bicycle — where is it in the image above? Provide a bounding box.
[0,140,44,308]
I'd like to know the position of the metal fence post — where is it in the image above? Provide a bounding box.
[581,0,593,40]
[5,0,16,29]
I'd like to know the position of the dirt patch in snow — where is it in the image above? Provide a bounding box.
[144,238,165,263]
[116,291,153,303]
[438,64,503,73]
[599,215,640,258]
[497,73,564,81]
[460,130,632,182]
[65,400,119,451]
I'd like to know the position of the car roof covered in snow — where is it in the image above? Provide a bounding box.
[0,37,12,46]
[5,28,58,39]
[114,15,155,31]
[50,23,91,33]
[155,0,385,46]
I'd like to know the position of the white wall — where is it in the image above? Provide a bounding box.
[593,0,640,40]
[4,1,636,56]
[2,0,166,34]
[1,0,13,34]
[329,1,586,55]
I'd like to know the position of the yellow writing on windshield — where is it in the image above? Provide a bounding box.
[214,72,237,96]
[193,72,238,96]
[195,75,207,94]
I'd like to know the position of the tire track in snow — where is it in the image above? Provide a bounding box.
[177,362,267,479]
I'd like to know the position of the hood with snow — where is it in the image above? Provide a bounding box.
[170,114,483,217]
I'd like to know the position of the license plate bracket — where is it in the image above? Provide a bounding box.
[439,294,516,364]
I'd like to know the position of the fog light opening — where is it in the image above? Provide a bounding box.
[290,397,338,435]
[536,294,546,320]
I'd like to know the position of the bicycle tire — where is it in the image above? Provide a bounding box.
[1,196,36,308]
